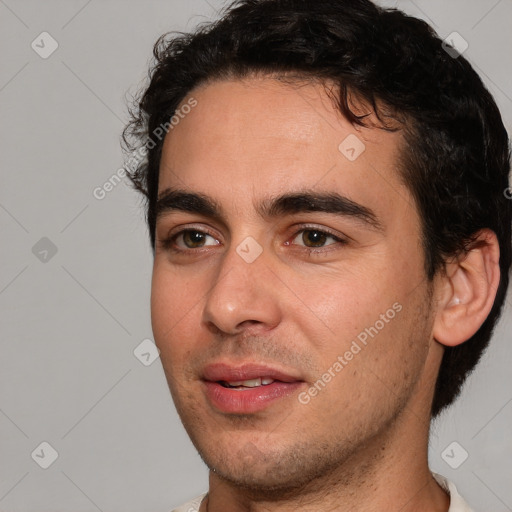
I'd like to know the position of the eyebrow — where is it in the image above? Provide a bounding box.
[155,188,384,232]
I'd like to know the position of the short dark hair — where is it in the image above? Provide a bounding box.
[123,0,511,418]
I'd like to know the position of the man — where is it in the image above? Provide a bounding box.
[122,0,511,510]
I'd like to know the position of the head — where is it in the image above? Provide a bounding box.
[123,0,511,495]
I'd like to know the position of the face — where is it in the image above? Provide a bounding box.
[151,76,436,493]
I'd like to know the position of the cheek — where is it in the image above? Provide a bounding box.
[150,265,203,358]
[287,258,424,386]
[302,294,430,425]
[287,266,396,347]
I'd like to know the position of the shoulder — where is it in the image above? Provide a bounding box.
[432,472,475,512]
[171,493,207,512]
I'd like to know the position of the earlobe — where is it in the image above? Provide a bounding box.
[433,229,500,348]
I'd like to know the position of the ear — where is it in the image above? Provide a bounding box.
[433,229,500,347]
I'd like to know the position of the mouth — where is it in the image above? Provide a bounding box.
[218,377,277,389]
[202,363,305,414]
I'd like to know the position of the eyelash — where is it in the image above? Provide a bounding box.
[158,225,347,255]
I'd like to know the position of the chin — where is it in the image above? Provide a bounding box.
[197,434,345,499]
[208,459,312,498]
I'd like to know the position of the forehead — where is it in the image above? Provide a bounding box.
[158,76,413,225]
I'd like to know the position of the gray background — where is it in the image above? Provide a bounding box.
[0,0,511,510]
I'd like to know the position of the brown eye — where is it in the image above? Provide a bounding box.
[182,230,208,248]
[158,226,221,253]
[291,229,339,248]
[302,230,328,247]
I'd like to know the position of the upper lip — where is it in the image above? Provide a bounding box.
[202,362,302,383]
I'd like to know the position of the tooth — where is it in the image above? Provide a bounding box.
[227,381,245,386]
[240,378,262,388]
[223,377,277,388]
[226,378,263,387]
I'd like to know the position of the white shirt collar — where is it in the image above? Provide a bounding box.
[432,472,474,511]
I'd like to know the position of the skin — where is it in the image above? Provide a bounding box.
[151,76,500,511]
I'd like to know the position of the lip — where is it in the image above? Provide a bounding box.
[203,362,302,383]
[202,362,304,414]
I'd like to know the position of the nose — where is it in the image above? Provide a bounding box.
[202,240,282,335]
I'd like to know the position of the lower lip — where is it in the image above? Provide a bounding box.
[203,381,303,414]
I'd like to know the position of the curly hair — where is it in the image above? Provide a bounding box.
[122,0,511,418]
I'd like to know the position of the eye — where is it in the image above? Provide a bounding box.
[290,228,343,248]
[160,229,220,251]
